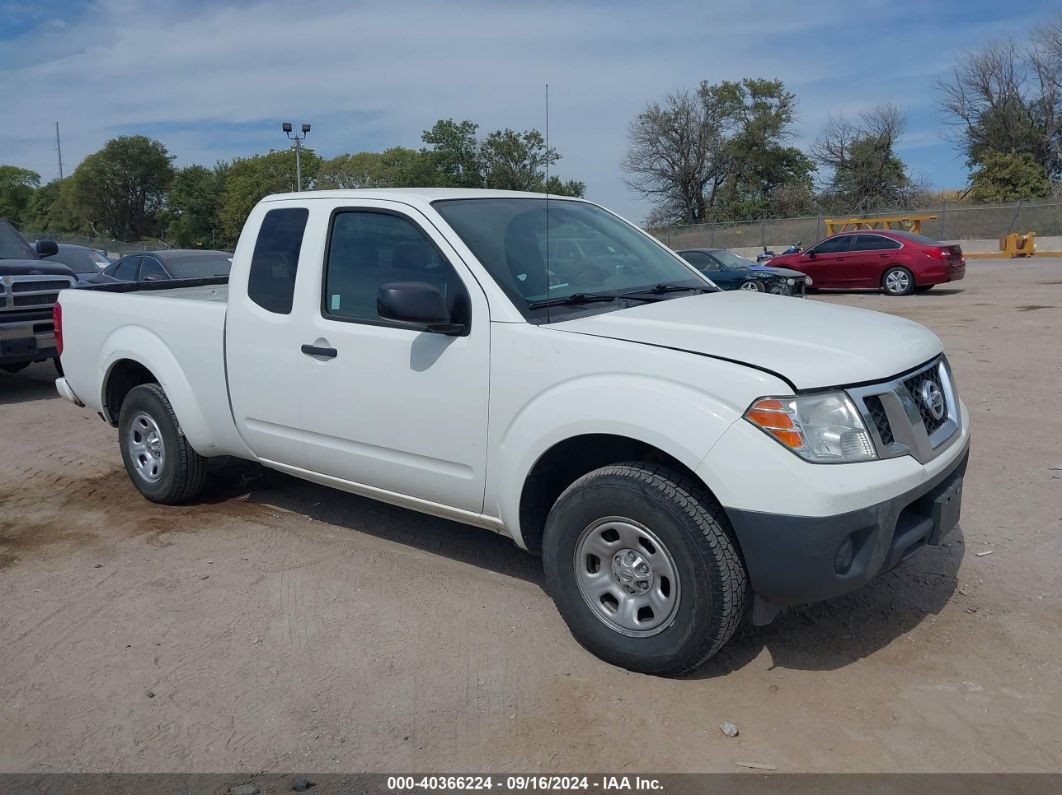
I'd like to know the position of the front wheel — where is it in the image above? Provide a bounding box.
[542,463,747,676]
[739,280,764,292]
[882,266,915,296]
[118,383,207,504]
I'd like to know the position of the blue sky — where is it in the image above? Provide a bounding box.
[1,0,1058,222]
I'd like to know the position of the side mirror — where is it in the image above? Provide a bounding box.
[35,239,59,257]
[377,282,465,335]
[805,250,816,259]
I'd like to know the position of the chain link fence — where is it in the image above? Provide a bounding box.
[648,200,1062,251]
[22,231,170,256]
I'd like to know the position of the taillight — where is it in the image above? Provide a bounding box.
[930,247,950,260]
[53,302,63,356]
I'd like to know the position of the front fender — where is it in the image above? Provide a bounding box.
[489,373,742,547]
[98,325,216,453]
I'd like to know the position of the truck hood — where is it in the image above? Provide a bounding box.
[0,259,76,277]
[551,292,942,390]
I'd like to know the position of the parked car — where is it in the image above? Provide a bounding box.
[677,248,811,296]
[104,249,233,283]
[54,189,970,675]
[767,230,966,295]
[44,244,115,286]
[0,220,72,373]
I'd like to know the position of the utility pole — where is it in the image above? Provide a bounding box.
[55,122,64,180]
[282,122,311,191]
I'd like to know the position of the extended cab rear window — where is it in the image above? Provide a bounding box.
[248,208,309,314]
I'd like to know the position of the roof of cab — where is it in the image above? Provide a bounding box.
[259,187,590,204]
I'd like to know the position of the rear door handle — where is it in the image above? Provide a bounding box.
[301,344,338,359]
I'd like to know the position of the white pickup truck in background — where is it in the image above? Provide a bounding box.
[54,189,970,675]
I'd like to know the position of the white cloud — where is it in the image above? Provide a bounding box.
[0,0,1053,222]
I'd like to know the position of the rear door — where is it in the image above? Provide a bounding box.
[225,205,312,468]
[852,234,903,287]
[295,201,491,513]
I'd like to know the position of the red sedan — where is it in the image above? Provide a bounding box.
[767,230,965,295]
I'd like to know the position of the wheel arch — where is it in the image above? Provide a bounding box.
[516,433,728,556]
[98,326,216,453]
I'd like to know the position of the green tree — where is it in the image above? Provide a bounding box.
[811,105,921,212]
[420,119,483,187]
[21,178,84,233]
[218,149,322,244]
[970,151,1052,202]
[165,163,228,247]
[703,79,815,219]
[0,166,41,227]
[69,136,175,239]
[541,175,586,197]
[481,129,558,191]
[317,147,426,189]
[622,79,813,224]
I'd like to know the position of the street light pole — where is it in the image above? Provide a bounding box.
[281,122,311,191]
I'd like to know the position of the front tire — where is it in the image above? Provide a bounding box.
[118,383,206,504]
[882,266,914,295]
[739,280,764,292]
[542,463,747,676]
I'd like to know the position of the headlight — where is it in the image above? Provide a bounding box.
[805,276,813,286]
[744,392,876,463]
[786,278,795,286]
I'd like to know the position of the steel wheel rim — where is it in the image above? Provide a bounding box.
[128,411,165,484]
[573,517,681,637]
[740,280,762,292]
[885,270,910,294]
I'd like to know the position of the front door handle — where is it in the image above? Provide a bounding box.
[301,344,337,359]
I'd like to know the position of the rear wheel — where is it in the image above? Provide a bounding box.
[882,266,914,296]
[542,463,747,676]
[118,383,206,504]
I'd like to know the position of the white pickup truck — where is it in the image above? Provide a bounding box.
[55,189,970,675]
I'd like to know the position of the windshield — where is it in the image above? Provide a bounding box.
[433,198,711,319]
[707,249,755,271]
[165,254,233,278]
[49,248,110,273]
[0,221,36,259]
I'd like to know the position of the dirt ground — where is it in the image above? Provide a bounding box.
[1,259,1060,774]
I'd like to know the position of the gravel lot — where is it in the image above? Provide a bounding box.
[1,259,1060,774]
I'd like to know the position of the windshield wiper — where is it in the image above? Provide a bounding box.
[622,283,714,300]
[528,292,619,309]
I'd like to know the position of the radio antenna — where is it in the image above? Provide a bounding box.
[545,83,551,324]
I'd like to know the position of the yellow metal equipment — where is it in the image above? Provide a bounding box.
[824,214,938,236]
[1000,232,1036,258]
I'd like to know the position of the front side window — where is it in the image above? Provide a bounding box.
[680,251,715,270]
[248,208,308,314]
[324,210,469,325]
[113,256,141,280]
[433,198,709,319]
[809,236,854,255]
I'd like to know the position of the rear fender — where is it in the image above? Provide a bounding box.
[98,325,216,453]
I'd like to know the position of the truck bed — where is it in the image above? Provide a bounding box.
[58,276,247,458]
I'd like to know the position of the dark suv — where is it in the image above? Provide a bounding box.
[0,220,73,373]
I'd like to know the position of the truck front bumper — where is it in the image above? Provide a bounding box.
[726,440,969,612]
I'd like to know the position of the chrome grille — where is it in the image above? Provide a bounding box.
[0,274,75,315]
[903,366,948,434]
[863,394,894,446]
[847,356,961,464]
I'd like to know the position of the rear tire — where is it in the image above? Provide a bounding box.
[542,463,747,676]
[118,383,206,504]
[881,266,914,296]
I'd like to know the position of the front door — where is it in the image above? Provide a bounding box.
[297,204,491,514]
[799,235,854,287]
